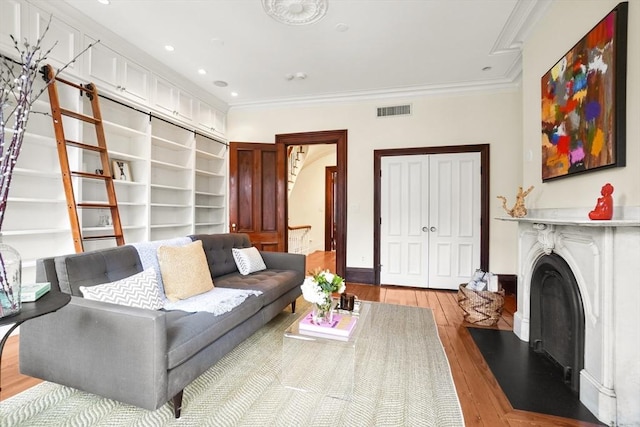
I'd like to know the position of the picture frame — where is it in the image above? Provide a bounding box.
[540,2,628,181]
[112,159,132,182]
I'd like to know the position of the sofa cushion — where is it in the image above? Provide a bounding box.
[232,247,266,275]
[131,237,192,302]
[214,269,303,306]
[158,240,214,302]
[55,245,143,296]
[190,233,252,278]
[164,295,262,369]
[79,267,164,310]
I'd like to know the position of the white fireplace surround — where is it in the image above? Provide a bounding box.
[500,207,640,427]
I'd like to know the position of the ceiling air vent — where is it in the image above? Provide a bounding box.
[377,104,411,118]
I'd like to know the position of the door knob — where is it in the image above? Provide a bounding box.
[422,226,428,232]
[430,226,437,232]
[231,223,237,232]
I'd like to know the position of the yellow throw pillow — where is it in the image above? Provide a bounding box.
[158,240,214,302]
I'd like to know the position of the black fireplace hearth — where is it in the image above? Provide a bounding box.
[529,253,585,394]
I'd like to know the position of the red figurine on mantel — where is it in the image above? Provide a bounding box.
[588,183,614,220]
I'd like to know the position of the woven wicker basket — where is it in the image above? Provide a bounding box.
[457,284,505,326]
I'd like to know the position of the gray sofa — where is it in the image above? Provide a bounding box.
[19,233,304,418]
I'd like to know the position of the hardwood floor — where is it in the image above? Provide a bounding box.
[1,251,599,426]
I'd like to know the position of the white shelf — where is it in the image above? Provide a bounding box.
[103,120,148,138]
[151,159,191,171]
[195,191,225,197]
[150,183,192,192]
[150,223,192,229]
[12,168,61,179]
[195,149,224,160]
[108,149,146,162]
[7,197,64,204]
[151,134,191,151]
[0,228,70,236]
[195,169,224,177]
[195,205,224,209]
[150,203,191,208]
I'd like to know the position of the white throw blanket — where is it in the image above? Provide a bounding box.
[164,287,263,316]
[131,237,192,304]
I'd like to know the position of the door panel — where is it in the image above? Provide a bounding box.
[380,156,429,287]
[229,142,285,252]
[428,153,481,289]
[380,152,481,289]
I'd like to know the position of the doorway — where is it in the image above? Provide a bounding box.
[373,144,490,287]
[325,166,337,251]
[276,130,347,278]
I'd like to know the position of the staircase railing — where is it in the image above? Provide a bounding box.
[288,225,311,255]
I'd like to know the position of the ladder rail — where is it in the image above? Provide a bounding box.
[43,64,125,253]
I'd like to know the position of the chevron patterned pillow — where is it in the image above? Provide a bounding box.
[232,247,267,275]
[79,268,164,310]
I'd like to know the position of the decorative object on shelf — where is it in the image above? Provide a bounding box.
[497,185,534,218]
[541,2,628,181]
[588,183,614,220]
[112,159,132,181]
[0,18,95,317]
[262,0,328,26]
[0,239,21,318]
[300,268,345,325]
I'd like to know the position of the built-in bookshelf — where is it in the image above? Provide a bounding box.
[194,134,227,235]
[0,0,228,285]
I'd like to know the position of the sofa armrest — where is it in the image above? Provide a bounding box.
[260,251,306,274]
[20,296,169,411]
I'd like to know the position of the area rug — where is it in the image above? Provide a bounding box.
[467,327,602,425]
[1,302,463,426]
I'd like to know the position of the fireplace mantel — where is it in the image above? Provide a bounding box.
[496,206,640,227]
[497,216,640,227]
[503,207,640,425]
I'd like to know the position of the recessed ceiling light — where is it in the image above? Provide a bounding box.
[213,80,228,87]
[335,23,349,32]
[97,0,110,4]
[231,92,238,97]
[198,69,207,75]
[164,45,175,52]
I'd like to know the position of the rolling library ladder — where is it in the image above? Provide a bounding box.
[42,64,125,253]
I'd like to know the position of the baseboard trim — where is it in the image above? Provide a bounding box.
[345,269,516,291]
[345,267,375,284]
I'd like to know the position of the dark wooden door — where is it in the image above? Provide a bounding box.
[229,142,285,252]
[325,166,337,251]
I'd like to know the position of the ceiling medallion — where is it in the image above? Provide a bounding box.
[262,0,328,26]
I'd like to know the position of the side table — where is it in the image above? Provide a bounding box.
[0,290,71,392]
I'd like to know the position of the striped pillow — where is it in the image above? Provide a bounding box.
[232,247,266,275]
[79,268,164,310]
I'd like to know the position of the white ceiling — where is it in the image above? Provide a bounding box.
[61,0,551,108]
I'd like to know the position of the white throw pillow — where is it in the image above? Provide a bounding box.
[79,267,164,310]
[232,247,267,275]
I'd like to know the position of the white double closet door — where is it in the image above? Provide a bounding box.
[380,152,481,290]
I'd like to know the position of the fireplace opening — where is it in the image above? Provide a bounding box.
[529,253,585,394]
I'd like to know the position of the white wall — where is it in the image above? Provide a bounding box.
[228,89,522,274]
[288,148,337,253]
[523,0,640,212]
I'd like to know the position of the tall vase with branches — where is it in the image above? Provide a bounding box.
[0,20,95,317]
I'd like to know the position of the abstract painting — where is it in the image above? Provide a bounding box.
[541,2,627,181]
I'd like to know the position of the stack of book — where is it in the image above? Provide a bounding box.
[21,282,51,302]
[298,312,358,341]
